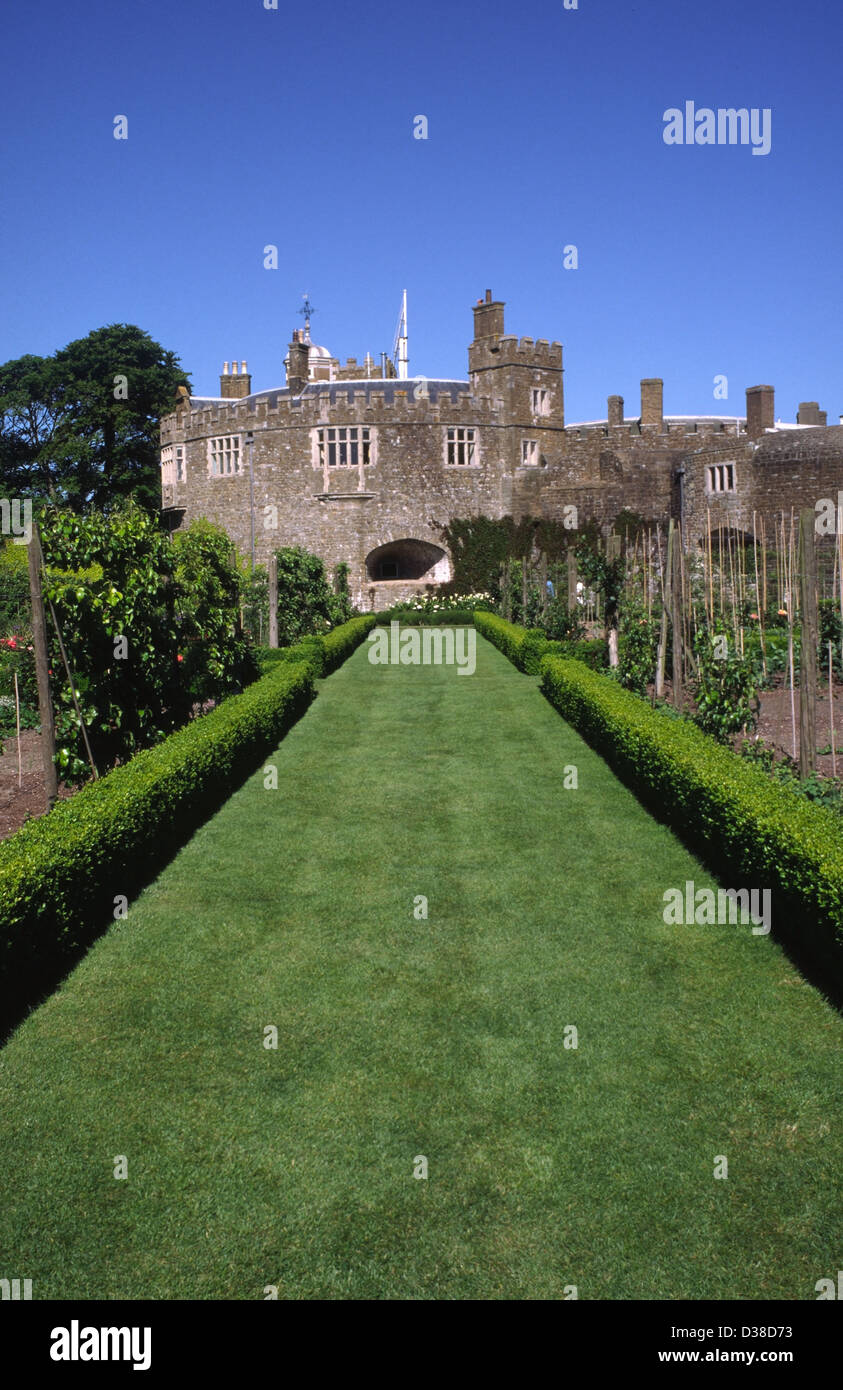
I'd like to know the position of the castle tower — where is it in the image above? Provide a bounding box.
[468,289,564,434]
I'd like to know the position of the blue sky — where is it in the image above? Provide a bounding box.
[2,0,841,422]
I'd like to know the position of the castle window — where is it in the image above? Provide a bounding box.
[531,388,549,416]
[521,439,539,467]
[175,446,185,482]
[706,462,735,493]
[160,445,174,487]
[316,426,371,467]
[446,427,477,466]
[208,435,242,476]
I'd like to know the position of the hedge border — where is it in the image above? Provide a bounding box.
[0,615,376,1036]
[473,612,607,673]
[254,614,377,678]
[539,655,843,996]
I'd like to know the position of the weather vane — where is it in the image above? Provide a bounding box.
[299,294,316,337]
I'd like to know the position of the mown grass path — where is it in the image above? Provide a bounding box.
[1,634,840,1299]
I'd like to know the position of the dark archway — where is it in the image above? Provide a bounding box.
[365,539,450,583]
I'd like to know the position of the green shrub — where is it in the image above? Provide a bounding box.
[473,613,608,674]
[540,656,843,989]
[273,546,344,645]
[521,628,550,674]
[0,660,316,1024]
[473,612,527,667]
[377,608,475,626]
[691,627,760,743]
[617,603,659,694]
[172,519,258,705]
[322,614,378,672]
[559,638,608,670]
[254,617,376,679]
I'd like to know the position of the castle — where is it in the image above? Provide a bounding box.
[160,292,843,609]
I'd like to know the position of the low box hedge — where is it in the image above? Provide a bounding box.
[473,613,607,674]
[473,612,528,666]
[540,655,843,992]
[254,615,377,678]
[376,608,476,627]
[0,659,316,1032]
[322,614,378,672]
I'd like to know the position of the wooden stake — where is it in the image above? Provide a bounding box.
[706,508,713,626]
[799,508,818,778]
[655,521,672,700]
[268,552,278,648]
[567,548,577,613]
[26,527,59,811]
[14,669,22,788]
[753,511,765,681]
[672,524,684,710]
[829,640,837,779]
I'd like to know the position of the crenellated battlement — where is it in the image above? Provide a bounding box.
[469,334,563,372]
[160,287,843,609]
[163,378,488,442]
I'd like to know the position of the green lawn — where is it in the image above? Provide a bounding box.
[0,632,840,1299]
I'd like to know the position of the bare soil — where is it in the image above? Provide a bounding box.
[0,728,76,841]
[0,701,218,844]
[657,674,843,776]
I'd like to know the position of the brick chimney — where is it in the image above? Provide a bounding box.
[220,359,251,398]
[797,401,827,427]
[472,288,505,342]
[746,385,774,440]
[608,394,624,428]
[640,378,663,430]
[286,332,310,394]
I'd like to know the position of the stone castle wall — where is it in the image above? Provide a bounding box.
[160,295,843,608]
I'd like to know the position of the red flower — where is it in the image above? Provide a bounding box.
[177,654,184,663]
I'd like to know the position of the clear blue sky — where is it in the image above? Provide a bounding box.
[2,0,841,423]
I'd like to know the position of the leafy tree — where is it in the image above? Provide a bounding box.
[273,547,339,645]
[40,502,183,778]
[331,562,354,625]
[0,325,190,512]
[38,506,259,781]
[172,520,257,704]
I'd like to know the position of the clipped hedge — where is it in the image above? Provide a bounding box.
[254,615,378,678]
[322,614,378,673]
[0,660,315,1032]
[540,656,843,989]
[377,608,476,627]
[473,613,607,673]
[473,612,528,667]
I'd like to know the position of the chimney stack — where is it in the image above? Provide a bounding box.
[220,358,252,398]
[608,394,624,428]
[797,401,826,427]
[471,289,505,342]
[746,385,775,439]
[286,335,310,394]
[640,378,663,430]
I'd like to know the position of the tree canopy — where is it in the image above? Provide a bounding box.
[0,324,190,513]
